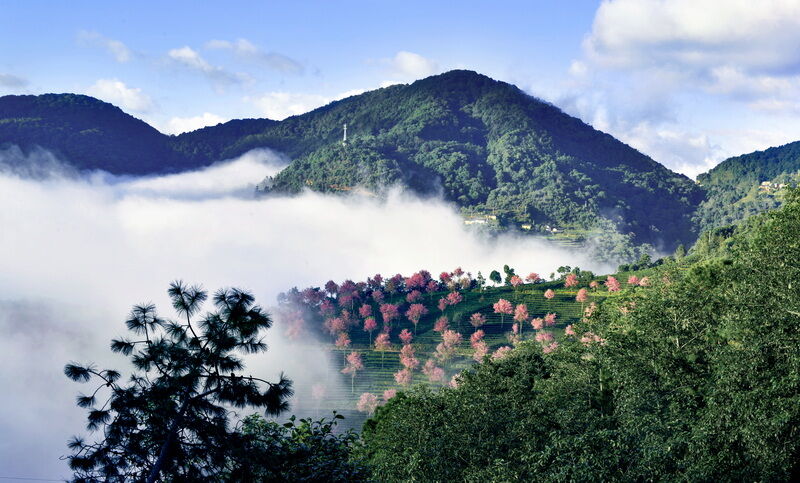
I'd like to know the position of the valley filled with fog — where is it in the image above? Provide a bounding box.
[0,148,607,477]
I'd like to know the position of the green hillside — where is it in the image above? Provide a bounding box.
[695,140,800,230]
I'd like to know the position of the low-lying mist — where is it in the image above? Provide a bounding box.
[0,147,608,478]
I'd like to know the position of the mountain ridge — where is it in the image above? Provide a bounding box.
[1,70,707,253]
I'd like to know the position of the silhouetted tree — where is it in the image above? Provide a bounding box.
[64,281,292,482]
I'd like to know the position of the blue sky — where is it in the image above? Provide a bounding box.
[2,0,800,177]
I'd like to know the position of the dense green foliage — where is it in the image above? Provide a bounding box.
[695,140,800,230]
[225,413,368,481]
[360,190,800,481]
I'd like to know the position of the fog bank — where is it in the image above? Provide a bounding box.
[0,148,607,478]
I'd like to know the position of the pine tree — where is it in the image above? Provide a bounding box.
[64,281,292,482]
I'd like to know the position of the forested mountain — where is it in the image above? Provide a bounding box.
[175,70,704,251]
[0,94,191,173]
[694,140,800,230]
[1,71,706,250]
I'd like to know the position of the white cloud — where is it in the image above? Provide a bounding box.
[247,92,330,120]
[77,30,132,63]
[582,0,800,111]
[246,88,366,120]
[551,0,800,177]
[113,148,290,199]
[161,112,228,134]
[585,0,800,73]
[168,46,215,72]
[386,51,439,78]
[623,122,722,178]
[0,73,28,91]
[86,78,153,113]
[0,146,605,477]
[708,66,800,112]
[568,60,588,78]
[206,38,304,74]
[168,46,251,86]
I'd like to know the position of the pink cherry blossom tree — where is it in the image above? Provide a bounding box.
[606,276,621,292]
[394,368,412,386]
[531,317,544,330]
[472,341,489,362]
[379,303,400,329]
[341,351,364,393]
[525,272,540,284]
[565,324,576,336]
[374,332,391,367]
[436,330,462,364]
[439,271,452,284]
[405,272,427,291]
[544,289,555,300]
[399,328,413,345]
[406,290,422,303]
[469,312,486,332]
[426,280,439,293]
[358,303,372,319]
[356,392,379,415]
[470,329,485,347]
[544,312,557,327]
[422,359,445,383]
[400,344,419,370]
[576,288,589,313]
[446,291,463,306]
[320,299,335,318]
[492,346,512,361]
[510,275,523,302]
[437,298,448,312]
[493,298,513,328]
[589,280,599,290]
[514,304,529,338]
[372,290,385,303]
[383,389,397,403]
[363,316,378,344]
[627,275,640,286]
[434,316,449,333]
[564,273,578,288]
[406,303,429,334]
[334,332,351,360]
